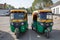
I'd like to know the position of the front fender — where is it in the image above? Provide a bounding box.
[44,27,52,33]
[10,25,15,32]
[19,25,26,32]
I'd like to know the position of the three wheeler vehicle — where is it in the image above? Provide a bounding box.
[32,10,53,38]
[10,9,28,38]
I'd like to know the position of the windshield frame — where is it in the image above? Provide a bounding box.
[38,12,53,20]
[10,12,25,19]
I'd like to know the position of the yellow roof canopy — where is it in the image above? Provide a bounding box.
[32,10,52,15]
[10,9,27,13]
[38,10,52,12]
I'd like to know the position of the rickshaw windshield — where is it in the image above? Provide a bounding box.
[11,12,25,19]
[38,12,52,20]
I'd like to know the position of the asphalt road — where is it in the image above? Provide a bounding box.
[0,15,60,40]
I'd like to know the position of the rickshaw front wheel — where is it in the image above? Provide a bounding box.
[44,27,51,38]
[15,28,20,39]
[32,27,35,31]
[45,32,50,38]
[32,27,33,30]
[16,32,20,39]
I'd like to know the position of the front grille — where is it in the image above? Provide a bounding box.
[44,23,50,28]
[13,22,25,28]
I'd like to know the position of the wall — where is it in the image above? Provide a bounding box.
[51,5,60,14]
[51,5,60,25]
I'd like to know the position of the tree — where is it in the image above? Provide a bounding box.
[7,5,15,9]
[43,0,53,7]
[32,0,53,11]
[4,3,15,9]
[19,7,25,9]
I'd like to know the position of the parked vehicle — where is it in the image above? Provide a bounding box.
[32,10,53,38]
[10,9,28,38]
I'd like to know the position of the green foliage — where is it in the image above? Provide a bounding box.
[19,7,25,9]
[26,7,33,14]
[4,3,15,9]
[32,0,53,11]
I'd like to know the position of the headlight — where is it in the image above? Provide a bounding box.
[21,23,24,25]
[40,23,44,25]
[50,23,53,25]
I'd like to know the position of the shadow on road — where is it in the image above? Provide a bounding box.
[18,30,29,40]
[0,30,14,40]
[0,29,59,40]
[50,29,60,40]
[29,29,60,40]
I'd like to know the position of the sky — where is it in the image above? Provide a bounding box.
[52,0,59,3]
[0,0,60,8]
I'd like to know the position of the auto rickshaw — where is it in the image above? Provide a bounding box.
[32,10,53,38]
[10,9,28,38]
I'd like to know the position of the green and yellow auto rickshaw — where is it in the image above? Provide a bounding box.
[32,10,53,38]
[10,9,28,38]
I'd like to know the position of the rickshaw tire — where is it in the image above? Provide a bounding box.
[15,32,20,39]
[45,32,50,39]
[27,28,28,30]
[32,27,34,30]
[16,33,20,39]
[15,28,20,39]
[32,27,36,31]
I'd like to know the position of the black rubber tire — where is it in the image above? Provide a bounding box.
[32,27,33,30]
[15,28,20,39]
[45,32,50,39]
[26,28,28,30]
[16,33,19,39]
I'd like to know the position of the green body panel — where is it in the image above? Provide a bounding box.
[37,24,44,33]
[25,21,28,29]
[32,21,53,33]
[10,25,15,32]
[10,21,28,33]
[32,21,37,28]
[19,25,26,32]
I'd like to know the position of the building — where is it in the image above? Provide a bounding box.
[51,1,60,14]
[51,1,60,24]
[0,3,15,9]
[0,3,6,9]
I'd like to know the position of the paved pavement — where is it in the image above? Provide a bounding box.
[0,15,60,40]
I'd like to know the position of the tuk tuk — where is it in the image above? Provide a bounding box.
[10,9,28,38]
[32,10,53,38]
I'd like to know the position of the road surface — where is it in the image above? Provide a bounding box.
[0,15,60,40]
